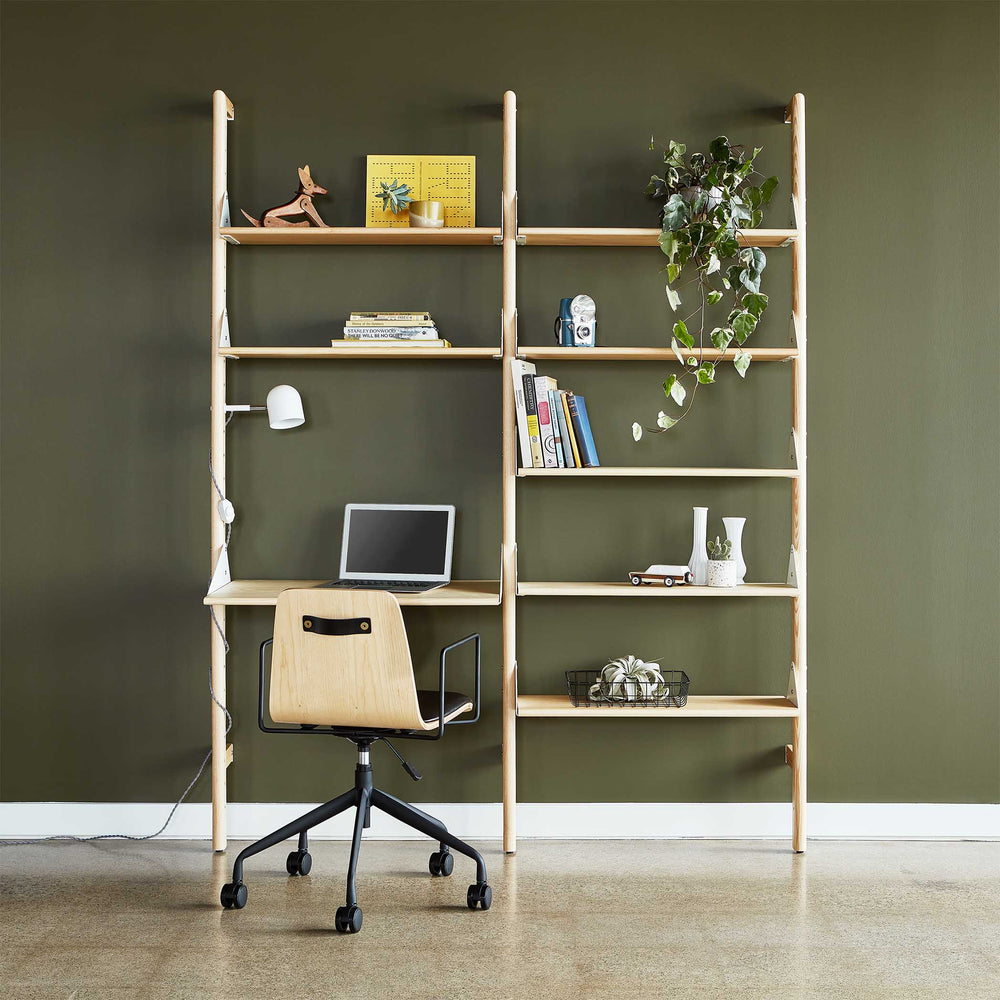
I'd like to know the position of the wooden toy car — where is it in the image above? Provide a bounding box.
[628,564,694,587]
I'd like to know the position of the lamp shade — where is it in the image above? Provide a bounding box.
[265,384,305,429]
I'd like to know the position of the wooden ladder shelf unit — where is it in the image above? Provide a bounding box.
[207,90,806,858]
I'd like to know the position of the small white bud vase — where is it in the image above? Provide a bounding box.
[688,506,709,586]
[723,516,747,584]
[706,559,738,587]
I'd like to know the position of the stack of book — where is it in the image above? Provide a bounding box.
[511,360,600,469]
[330,311,451,348]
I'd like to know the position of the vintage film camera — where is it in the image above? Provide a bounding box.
[554,294,597,347]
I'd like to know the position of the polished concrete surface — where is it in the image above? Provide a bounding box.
[1,839,998,998]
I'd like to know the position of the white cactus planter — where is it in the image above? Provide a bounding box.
[706,560,739,588]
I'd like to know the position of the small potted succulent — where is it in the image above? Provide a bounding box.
[706,536,739,588]
[589,655,668,703]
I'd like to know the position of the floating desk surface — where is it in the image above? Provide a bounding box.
[219,226,501,246]
[516,694,800,718]
[204,580,501,607]
[516,582,799,598]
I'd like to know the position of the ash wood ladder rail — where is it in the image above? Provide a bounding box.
[787,93,807,853]
[501,91,518,854]
[210,90,233,852]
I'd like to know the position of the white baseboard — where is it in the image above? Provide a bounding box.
[1,802,998,841]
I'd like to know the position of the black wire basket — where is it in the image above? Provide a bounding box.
[565,669,690,708]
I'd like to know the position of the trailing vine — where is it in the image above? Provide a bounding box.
[633,136,778,439]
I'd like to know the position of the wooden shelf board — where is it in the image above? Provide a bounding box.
[516,694,799,718]
[220,346,499,360]
[204,580,501,606]
[517,346,797,362]
[518,466,799,479]
[518,228,797,248]
[517,582,798,598]
[219,226,501,246]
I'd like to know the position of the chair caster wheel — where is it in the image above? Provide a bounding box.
[467,882,492,910]
[429,850,454,877]
[335,904,363,934]
[220,881,247,909]
[286,850,312,876]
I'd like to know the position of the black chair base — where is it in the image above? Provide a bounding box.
[220,741,491,932]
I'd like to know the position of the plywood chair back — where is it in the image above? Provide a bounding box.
[268,589,429,731]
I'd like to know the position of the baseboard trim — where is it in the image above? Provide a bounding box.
[1,802,998,841]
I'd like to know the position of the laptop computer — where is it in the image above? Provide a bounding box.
[319,503,456,593]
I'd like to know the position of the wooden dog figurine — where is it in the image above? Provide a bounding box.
[241,165,329,227]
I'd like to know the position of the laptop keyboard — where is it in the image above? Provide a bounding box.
[321,580,434,592]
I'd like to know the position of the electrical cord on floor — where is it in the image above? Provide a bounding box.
[0,454,235,846]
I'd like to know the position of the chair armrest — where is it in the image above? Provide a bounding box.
[436,632,481,738]
[258,637,280,734]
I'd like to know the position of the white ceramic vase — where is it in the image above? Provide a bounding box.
[723,516,747,584]
[688,506,709,585]
[706,559,739,588]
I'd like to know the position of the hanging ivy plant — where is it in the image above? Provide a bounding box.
[632,137,779,439]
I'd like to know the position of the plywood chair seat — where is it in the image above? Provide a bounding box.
[266,589,474,733]
[222,587,491,933]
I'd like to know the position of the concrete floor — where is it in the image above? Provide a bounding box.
[1,839,998,999]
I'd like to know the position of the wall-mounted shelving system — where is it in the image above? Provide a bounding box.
[207,89,806,857]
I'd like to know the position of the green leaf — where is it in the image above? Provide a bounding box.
[760,176,779,204]
[666,262,681,283]
[742,291,769,318]
[696,363,716,384]
[732,311,757,344]
[665,285,681,312]
[665,140,687,167]
[709,136,730,162]
[632,421,643,441]
[721,275,731,290]
[670,377,687,405]
[662,193,689,230]
[672,320,694,349]
[658,231,678,262]
[649,135,656,151]
[706,249,721,275]
[751,209,763,229]
[656,411,678,430]
[707,289,723,305]
[687,356,698,366]
[745,186,762,209]
[734,350,752,378]
[645,174,666,198]
[670,337,686,366]
[711,326,733,350]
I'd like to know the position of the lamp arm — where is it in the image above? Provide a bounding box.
[224,403,266,413]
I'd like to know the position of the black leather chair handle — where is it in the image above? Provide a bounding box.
[302,615,371,636]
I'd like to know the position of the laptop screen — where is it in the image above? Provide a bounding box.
[341,505,454,581]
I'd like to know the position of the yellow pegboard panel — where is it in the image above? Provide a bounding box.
[366,155,475,228]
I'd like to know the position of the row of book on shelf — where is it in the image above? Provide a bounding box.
[331,311,451,348]
[512,360,600,469]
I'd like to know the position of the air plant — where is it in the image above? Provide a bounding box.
[707,536,733,561]
[378,178,413,214]
[590,654,669,703]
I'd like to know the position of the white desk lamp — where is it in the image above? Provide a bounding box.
[225,384,305,430]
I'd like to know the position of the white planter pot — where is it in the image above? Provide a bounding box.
[706,560,739,588]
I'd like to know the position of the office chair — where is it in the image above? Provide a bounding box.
[219,588,491,933]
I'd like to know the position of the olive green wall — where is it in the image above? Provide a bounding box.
[2,1,997,808]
